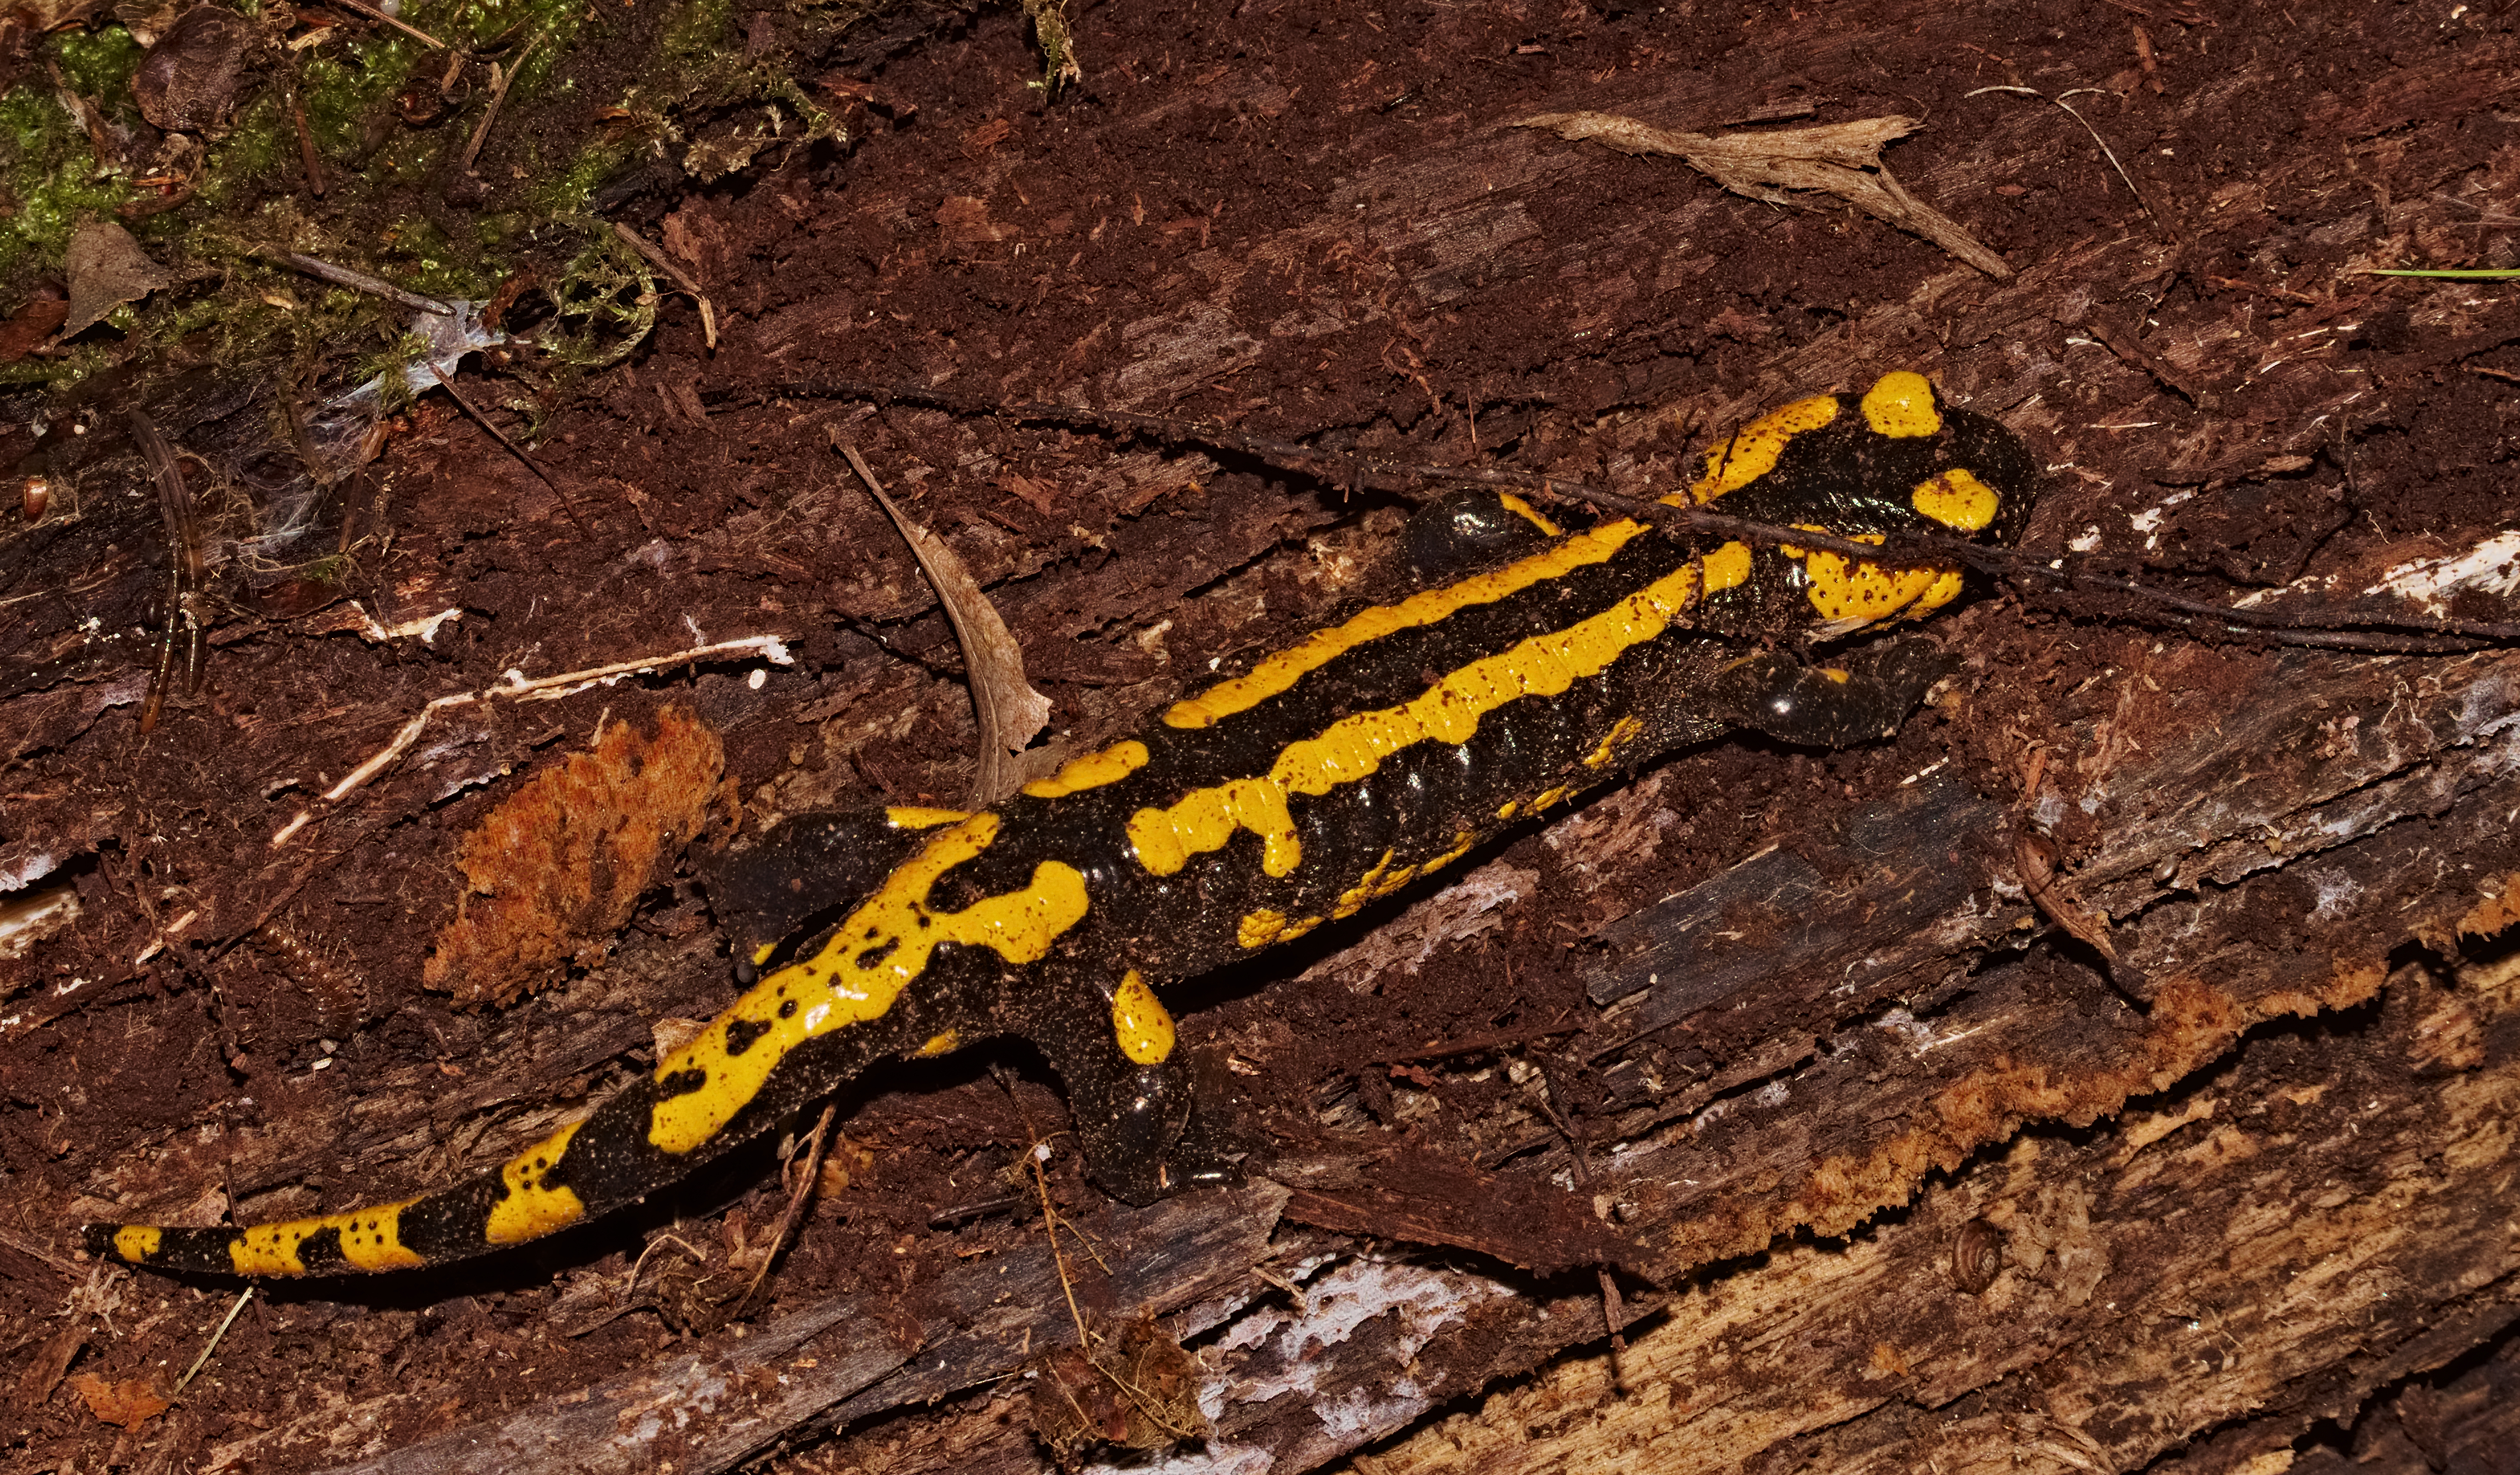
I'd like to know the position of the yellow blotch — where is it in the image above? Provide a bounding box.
[1532,785,1572,812]
[916,1030,963,1057]
[1239,908,1290,949]
[1911,468,1999,533]
[1022,740,1150,799]
[1701,540,1754,592]
[1782,527,1953,627]
[645,814,1091,1156]
[1686,395,1841,503]
[1584,715,1646,769]
[333,1203,427,1271]
[229,1221,315,1277]
[1128,776,1302,878]
[1860,371,1943,438]
[887,806,972,830]
[1163,519,1655,729]
[225,1199,429,1275]
[485,1120,588,1246]
[1111,970,1176,1065]
[1496,799,1521,820]
[1495,492,1561,537]
[1820,667,1851,684]
[113,1225,161,1264]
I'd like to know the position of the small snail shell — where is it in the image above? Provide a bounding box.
[1952,1217,2004,1294]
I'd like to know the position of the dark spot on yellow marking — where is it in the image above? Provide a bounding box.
[856,940,899,969]
[724,1017,772,1055]
[778,998,797,1018]
[660,1067,708,1097]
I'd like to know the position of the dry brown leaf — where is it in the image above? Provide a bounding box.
[1517,111,2011,280]
[68,1371,172,1427]
[131,3,247,131]
[838,443,1053,808]
[0,295,69,360]
[62,221,170,336]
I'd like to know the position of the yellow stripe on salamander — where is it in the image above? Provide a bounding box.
[1494,492,1561,537]
[1022,740,1150,799]
[645,813,1091,1156]
[1162,518,1657,730]
[1686,394,1842,503]
[1129,559,1707,877]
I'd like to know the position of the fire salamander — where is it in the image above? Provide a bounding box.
[86,371,2034,1278]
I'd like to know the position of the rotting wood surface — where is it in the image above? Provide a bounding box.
[201,633,2520,1475]
[12,1,2520,1472]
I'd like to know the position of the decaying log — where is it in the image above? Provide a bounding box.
[205,637,2516,1475]
[17,1,2520,1472]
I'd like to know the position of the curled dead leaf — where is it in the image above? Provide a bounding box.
[836,441,1054,807]
[132,3,248,132]
[0,294,70,360]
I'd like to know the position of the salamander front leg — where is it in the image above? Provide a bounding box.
[1707,639,1961,748]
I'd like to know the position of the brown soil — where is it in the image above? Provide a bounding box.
[7,1,2520,1472]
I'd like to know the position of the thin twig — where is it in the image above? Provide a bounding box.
[274,633,793,835]
[174,1287,252,1395]
[611,223,718,350]
[1028,1142,1095,1352]
[254,248,452,314]
[327,0,446,48]
[1968,84,2169,234]
[129,410,203,734]
[734,1103,837,1318]
[456,30,541,178]
[425,362,592,536]
[288,80,325,197]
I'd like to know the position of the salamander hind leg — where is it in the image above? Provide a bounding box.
[1012,968,1240,1205]
[1707,639,1961,749]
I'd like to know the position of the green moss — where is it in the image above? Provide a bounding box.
[1,0,967,417]
[195,93,294,210]
[51,25,142,110]
[299,41,421,154]
[0,82,140,282]
[530,130,640,217]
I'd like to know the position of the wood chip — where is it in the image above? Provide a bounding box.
[1517,111,2012,280]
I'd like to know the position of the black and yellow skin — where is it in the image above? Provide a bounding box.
[85,371,2036,1278]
